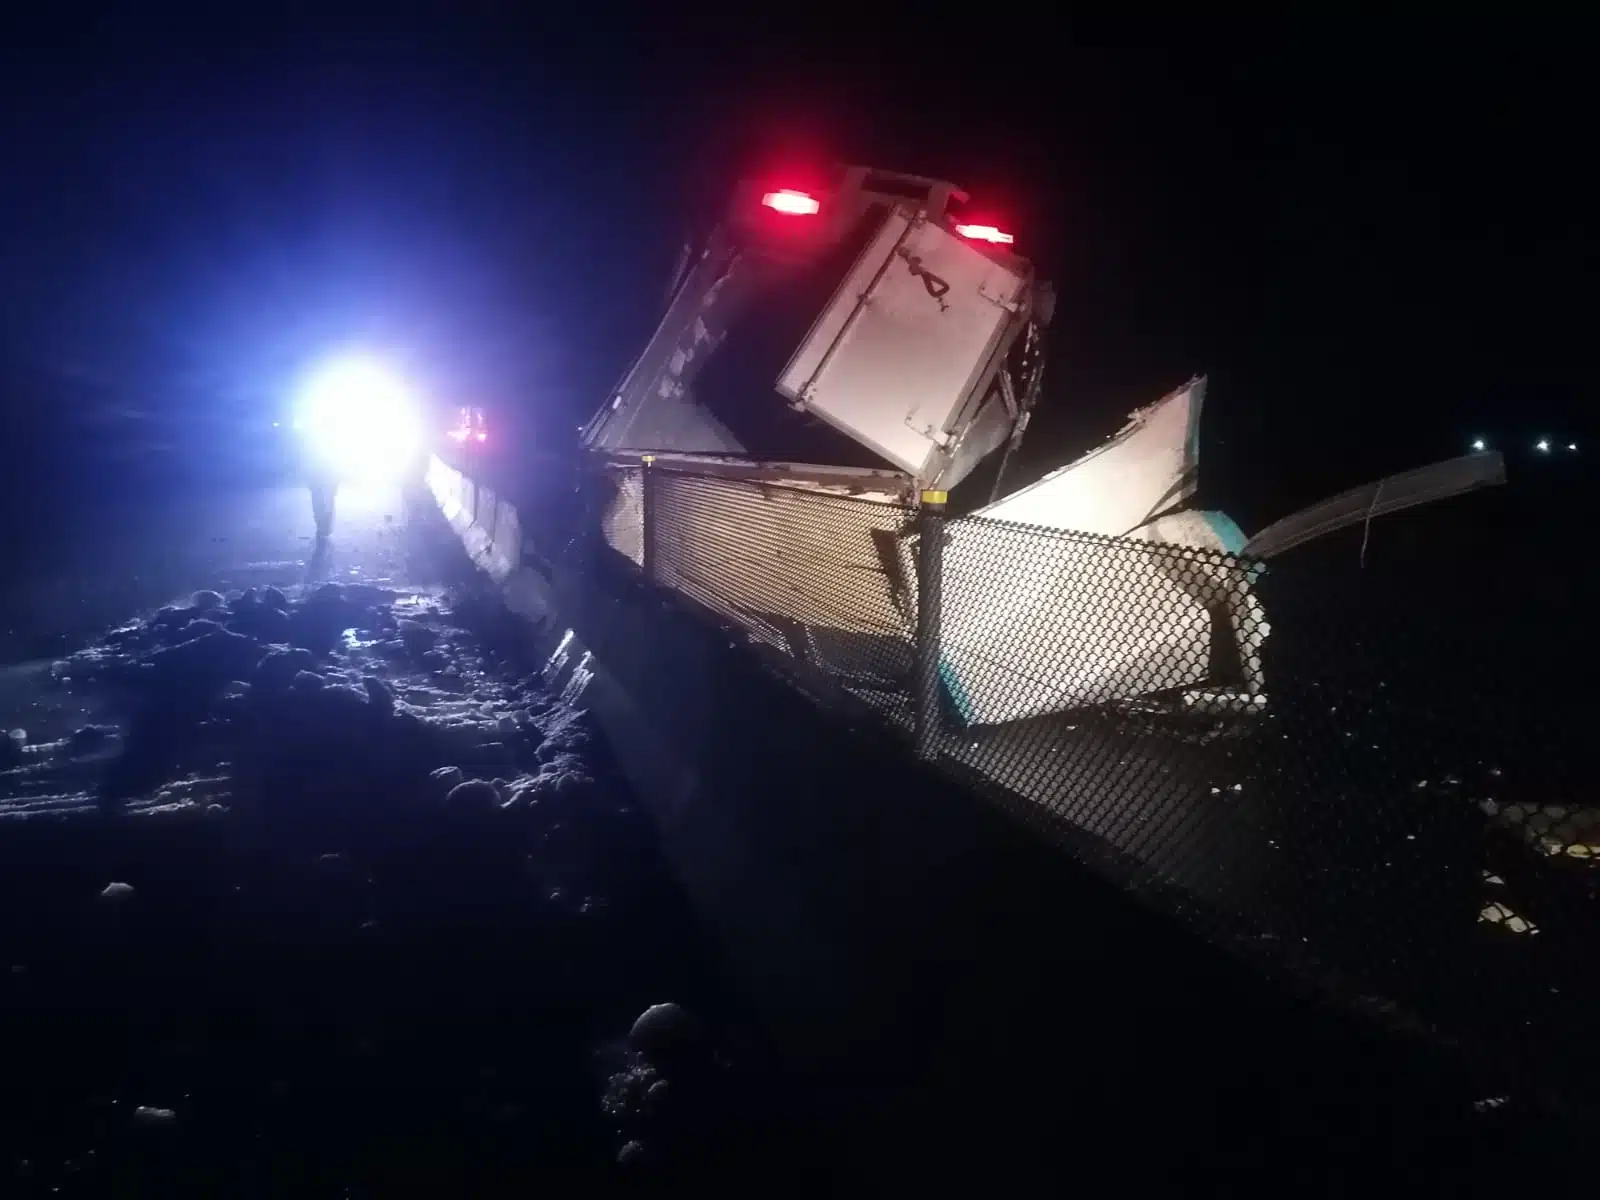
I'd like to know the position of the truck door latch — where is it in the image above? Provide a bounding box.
[899,252,951,308]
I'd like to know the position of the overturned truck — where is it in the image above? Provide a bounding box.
[581,164,1505,729]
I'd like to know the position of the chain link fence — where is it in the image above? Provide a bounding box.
[583,457,1594,1095]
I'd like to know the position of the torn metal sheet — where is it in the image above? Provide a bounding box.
[929,379,1510,727]
[936,378,1262,725]
[934,526,1242,724]
[976,378,1210,538]
[1242,451,1508,560]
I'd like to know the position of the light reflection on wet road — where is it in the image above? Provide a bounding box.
[0,482,424,743]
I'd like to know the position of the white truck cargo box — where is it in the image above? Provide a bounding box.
[777,209,1031,483]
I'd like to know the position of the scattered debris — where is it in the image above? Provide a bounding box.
[429,764,466,793]
[1478,902,1538,935]
[629,1002,705,1072]
[616,1139,648,1167]
[363,675,395,717]
[67,725,118,759]
[444,778,500,812]
[645,1078,672,1114]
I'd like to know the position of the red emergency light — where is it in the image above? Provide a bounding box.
[761,189,821,216]
[955,223,1014,246]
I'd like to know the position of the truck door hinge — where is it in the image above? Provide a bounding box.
[905,416,953,447]
[975,281,1020,311]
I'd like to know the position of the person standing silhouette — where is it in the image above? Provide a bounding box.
[297,416,339,540]
[308,468,337,540]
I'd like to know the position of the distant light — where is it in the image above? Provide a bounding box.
[761,189,820,216]
[1568,442,1578,452]
[955,223,1015,245]
[474,430,488,443]
[1470,438,1486,452]
[295,355,422,482]
[1535,438,1550,453]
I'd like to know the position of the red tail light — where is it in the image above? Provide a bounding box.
[955,223,1014,246]
[761,189,821,216]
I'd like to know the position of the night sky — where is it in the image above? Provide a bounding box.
[1,12,1589,532]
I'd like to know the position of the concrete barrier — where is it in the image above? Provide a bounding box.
[426,457,464,527]
[427,455,520,584]
[425,456,690,803]
[490,496,521,583]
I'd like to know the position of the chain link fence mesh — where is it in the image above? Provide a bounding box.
[598,462,645,569]
[643,467,918,723]
[584,458,1593,1094]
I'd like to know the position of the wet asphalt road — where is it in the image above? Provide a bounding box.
[1,482,417,667]
[0,479,427,756]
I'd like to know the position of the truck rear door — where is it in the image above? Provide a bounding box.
[777,209,1032,482]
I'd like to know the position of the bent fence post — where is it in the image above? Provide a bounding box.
[914,489,948,760]
[641,455,657,584]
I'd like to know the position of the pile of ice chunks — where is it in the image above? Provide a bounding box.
[603,1002,724,1172]
[45,583,631,848]
[13,578,769,1186]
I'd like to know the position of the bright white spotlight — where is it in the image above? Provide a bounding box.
[1535,438,1550,453]
[1568,443,1578,452]
[1470,438,1486,452]
[294,356,422,482]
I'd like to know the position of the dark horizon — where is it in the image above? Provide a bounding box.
[1,15,1590,531]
